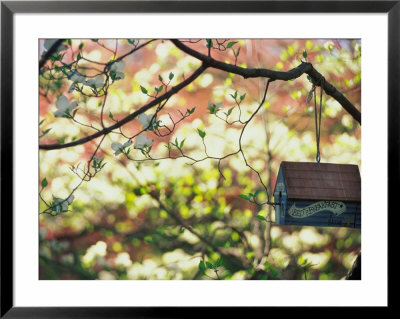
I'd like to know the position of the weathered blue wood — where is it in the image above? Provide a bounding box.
[274,199,361,228]
[285,200,360,228]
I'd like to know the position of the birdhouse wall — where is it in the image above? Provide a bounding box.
[273,167,287,225]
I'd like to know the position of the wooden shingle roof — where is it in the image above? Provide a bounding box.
[279,161,361,202]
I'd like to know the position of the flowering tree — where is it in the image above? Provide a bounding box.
[39,39,361,280]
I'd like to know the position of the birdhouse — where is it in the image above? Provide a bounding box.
[273,161,361,228]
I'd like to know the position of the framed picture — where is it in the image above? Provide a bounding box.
[1,1,394,316]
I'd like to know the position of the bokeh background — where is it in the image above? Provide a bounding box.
[39,39,361,280]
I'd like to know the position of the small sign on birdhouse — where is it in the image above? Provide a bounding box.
[273,161,361,228]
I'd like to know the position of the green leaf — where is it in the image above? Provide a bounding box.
[208,104,215,114]
[109,111,114,119]
[199,261,206,273]
[41,178,48,188]
[215,258,223,267]
[187,107,195,114]
[206,39,213,48]
[256,215,266,221]
[227,107,234,116]
[140,86,148,94]
[227,41,237,49]
[155,85,163,93]
[76,53,81,60]
[110,71,116,82]
[158,75,163,82]
[78,42,84,50]
[168,72,174,80]
[179,139,185,149]
[230,91,238,100]
[208,102,221,115]
[235,47,241,57]
[197,129,206,138]
[239,194,249,200]
[39,119,45,126]
[40,128,51,138]
[240,93,246,101]
[206,261,213,269]
[303,50,308,59]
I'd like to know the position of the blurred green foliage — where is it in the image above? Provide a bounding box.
[39,39,361,280]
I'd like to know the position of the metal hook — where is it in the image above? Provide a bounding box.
[316,152,321,165]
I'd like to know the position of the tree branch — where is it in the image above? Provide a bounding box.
[171,39,361,124]
[39,63,208,150]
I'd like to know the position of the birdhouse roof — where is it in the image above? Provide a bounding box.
[277,161,361,202]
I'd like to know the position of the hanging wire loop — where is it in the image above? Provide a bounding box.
[314,76,325,164]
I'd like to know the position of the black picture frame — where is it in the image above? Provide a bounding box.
[1,1,394,317]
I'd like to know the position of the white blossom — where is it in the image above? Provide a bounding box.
[68,71,86,93]
[52,194,74,213]
[138,113,154,129]
[134,134,153,149]
[111,139,132,156]
[43,39,67,52]
[110,61,125,72]
[54,95,78,117]
[69,71,86,83]
[85,75,104,89]
[44,39,57,50]
[110,61,125,80]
